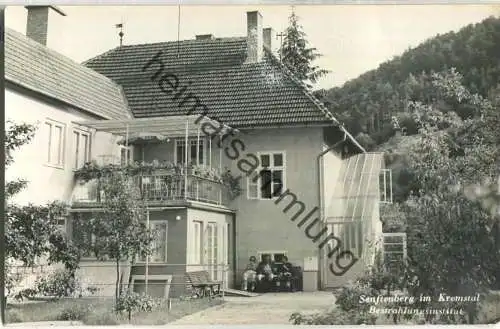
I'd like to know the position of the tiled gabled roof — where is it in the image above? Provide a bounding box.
[5,28,131,120]
[83,37,338,128]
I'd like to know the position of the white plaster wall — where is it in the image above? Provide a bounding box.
[5,87,121,206]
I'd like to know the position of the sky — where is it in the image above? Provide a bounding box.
[6,4,500,90]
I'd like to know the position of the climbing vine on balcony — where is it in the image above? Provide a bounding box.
[74,160,242,200]
[221,170,243,199]
[74,161,182,182]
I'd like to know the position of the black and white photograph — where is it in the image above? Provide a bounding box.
[2,3,500,325]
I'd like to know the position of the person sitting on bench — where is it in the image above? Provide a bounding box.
[277,256,294,290]
[256,255,276,282]
[241,256,257,291]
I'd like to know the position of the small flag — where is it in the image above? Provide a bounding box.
[115,23,123,28]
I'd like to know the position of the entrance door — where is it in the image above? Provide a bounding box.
[205,222,218,280]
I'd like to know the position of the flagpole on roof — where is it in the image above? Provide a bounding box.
[115,21,124,47]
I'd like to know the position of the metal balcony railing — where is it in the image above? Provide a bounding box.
[72,171,230,207]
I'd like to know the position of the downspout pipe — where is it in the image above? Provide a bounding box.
[316,131,347,289]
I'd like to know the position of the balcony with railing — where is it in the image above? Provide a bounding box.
[71,162,234,207]
[70,115,241,208]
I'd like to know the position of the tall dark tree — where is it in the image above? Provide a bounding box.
[279,10,330,87]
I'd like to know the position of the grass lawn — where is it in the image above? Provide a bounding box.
[5,296,224,325]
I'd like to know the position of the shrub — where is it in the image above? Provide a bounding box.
[115,289,160,321]
[14,288,38,301]
[15,269,99,300]
[290,308,377,325]
[357,251,404,294]
[36,269,81,298]
[290,250,415,326]
[335,281,374,313]
[83,311,121,325]
[57,303,94,321]
[289,279,379,325]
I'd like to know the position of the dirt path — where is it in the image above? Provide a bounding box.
[169,291,335,325]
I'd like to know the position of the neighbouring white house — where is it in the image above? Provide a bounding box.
[5,6,133,297]
[5,6,132,206]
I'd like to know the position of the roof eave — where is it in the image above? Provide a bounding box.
[5,78,117,121]
[72,115,238,137]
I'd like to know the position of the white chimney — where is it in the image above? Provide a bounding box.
[263,27,274,51]
[246,11,263,63]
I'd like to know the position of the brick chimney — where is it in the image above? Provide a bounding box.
[246,11,263,63]
[25,6,66,46]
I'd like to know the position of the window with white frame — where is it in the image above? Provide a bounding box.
[140,221,168,263]
[257,251,288,263]
[248,152,285,200]
[119,146,132,165]
[380,169,393,203]
[175,138,205,165]
[44,120,65,167]
[191,221,203,264]
[73,130,90,169]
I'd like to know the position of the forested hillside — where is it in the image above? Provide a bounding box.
[316,17,500,283]
[316,16,500,146]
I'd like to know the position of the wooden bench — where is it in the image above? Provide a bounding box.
[186,271,222,298]
[254,265,303,293]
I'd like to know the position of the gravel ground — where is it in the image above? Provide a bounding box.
[169,291,335,325]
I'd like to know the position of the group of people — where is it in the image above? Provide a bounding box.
[241,254,295,292]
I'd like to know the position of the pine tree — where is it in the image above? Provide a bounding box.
[279,10,330,88]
